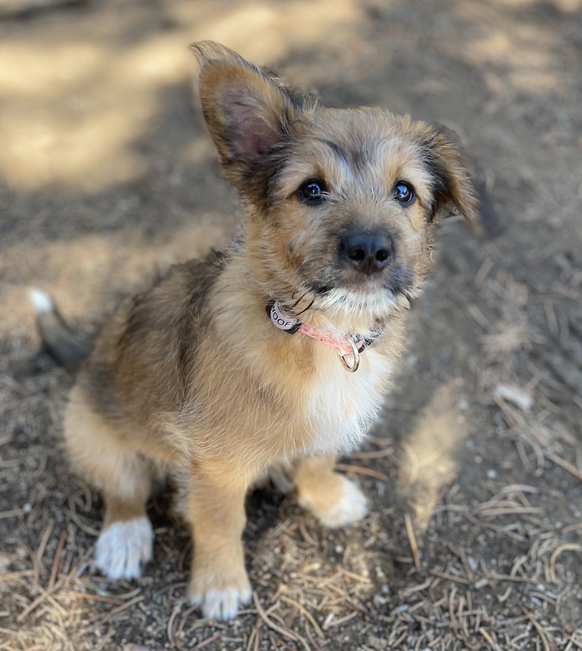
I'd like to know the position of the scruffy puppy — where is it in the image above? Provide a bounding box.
[32,41,478,620]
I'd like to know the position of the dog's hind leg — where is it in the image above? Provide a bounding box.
[64,385,155,580]
[294,454,368,528]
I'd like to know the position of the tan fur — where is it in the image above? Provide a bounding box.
[60,42,478,620]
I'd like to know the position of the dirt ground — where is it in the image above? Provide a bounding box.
[1,0,582,649]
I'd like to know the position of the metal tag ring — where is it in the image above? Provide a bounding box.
[339,339,360,372]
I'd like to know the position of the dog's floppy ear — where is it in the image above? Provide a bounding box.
[191,41,299,193]
[420,128,480,225]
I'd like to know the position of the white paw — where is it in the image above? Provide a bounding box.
[316,478,368,528]
[190,586,251,621]
[95,516,153,580]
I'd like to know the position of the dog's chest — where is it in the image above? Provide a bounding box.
[305,347,391,454]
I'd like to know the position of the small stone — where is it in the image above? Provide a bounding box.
[367,635,388,650]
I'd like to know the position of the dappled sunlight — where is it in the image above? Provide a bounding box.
[0,42,104,96]
[1,107,151,191]
[450,0,576,100]
[397,380,468,533]
[0,33,192,191]
[462,27,565,95]
[0,0,361,193]
[0,221,228,343]
[198,0,358,61]
[468,30,551,69]
[1,0,574,192]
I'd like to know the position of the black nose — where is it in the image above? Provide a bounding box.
[340,232,393,275]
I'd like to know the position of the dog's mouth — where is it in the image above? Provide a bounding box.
[319,285,405,312]
[280,257,417,327]
[291,276,412,325]
[349,282,387,296]
[308,265,413,302]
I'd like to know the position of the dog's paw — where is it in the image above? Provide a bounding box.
[307,477,368,528]
[189,565,251,620]
[95,516,153,580]
[190,586,251,620]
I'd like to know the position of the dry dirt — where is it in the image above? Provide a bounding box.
[1,0,582,649]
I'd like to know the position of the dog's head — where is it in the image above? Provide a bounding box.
[192,42,478,329]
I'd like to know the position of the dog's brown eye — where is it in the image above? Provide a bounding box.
[393,181,415,205]
[298,179,327,204]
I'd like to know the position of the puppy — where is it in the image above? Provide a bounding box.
[31,41,478,620]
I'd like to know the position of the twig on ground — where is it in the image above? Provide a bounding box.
[48,529,67,590]
[334,464,389,481]
[429,570,470,585]
[404,513,420,569]
[280,595,325,639]
[192,632,222,650]
[349,447,395,460]
[298,518,318,547]
[549,544,582,583]
[547,454,582,483]
[253,593,309,651]
[522,607,554,651]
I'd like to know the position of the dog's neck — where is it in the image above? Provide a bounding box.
[262,283,410,342]
[232,240,410,339]
[265,298,385,371]
[266,298,385,348]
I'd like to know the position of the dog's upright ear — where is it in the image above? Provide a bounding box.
[191,41,306,195]
[419,128,480,225]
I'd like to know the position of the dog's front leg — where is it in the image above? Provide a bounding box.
[187,462,251,620]
[295,454,368,528]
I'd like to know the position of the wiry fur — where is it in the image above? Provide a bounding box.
[46,42,479,621]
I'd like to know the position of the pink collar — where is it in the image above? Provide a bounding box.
[267,299,374,372]
[296,322,361,358]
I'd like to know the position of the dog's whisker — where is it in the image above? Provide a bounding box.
[290,290,309,310]
[295,297,316,317]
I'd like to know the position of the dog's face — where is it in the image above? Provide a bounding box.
[193,42,478,325]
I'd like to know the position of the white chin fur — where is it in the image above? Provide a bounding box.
[318,286,401,319]
[95,516,154,580]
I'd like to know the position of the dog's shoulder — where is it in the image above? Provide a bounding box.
[121,246,231,341]
[78,246,233,420]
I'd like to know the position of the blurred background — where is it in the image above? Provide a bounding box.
[1,0,582,649]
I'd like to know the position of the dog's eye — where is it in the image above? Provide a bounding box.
[298,179,327,204]
[393,181,415,206]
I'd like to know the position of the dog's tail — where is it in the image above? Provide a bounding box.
[29,289,92,370]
